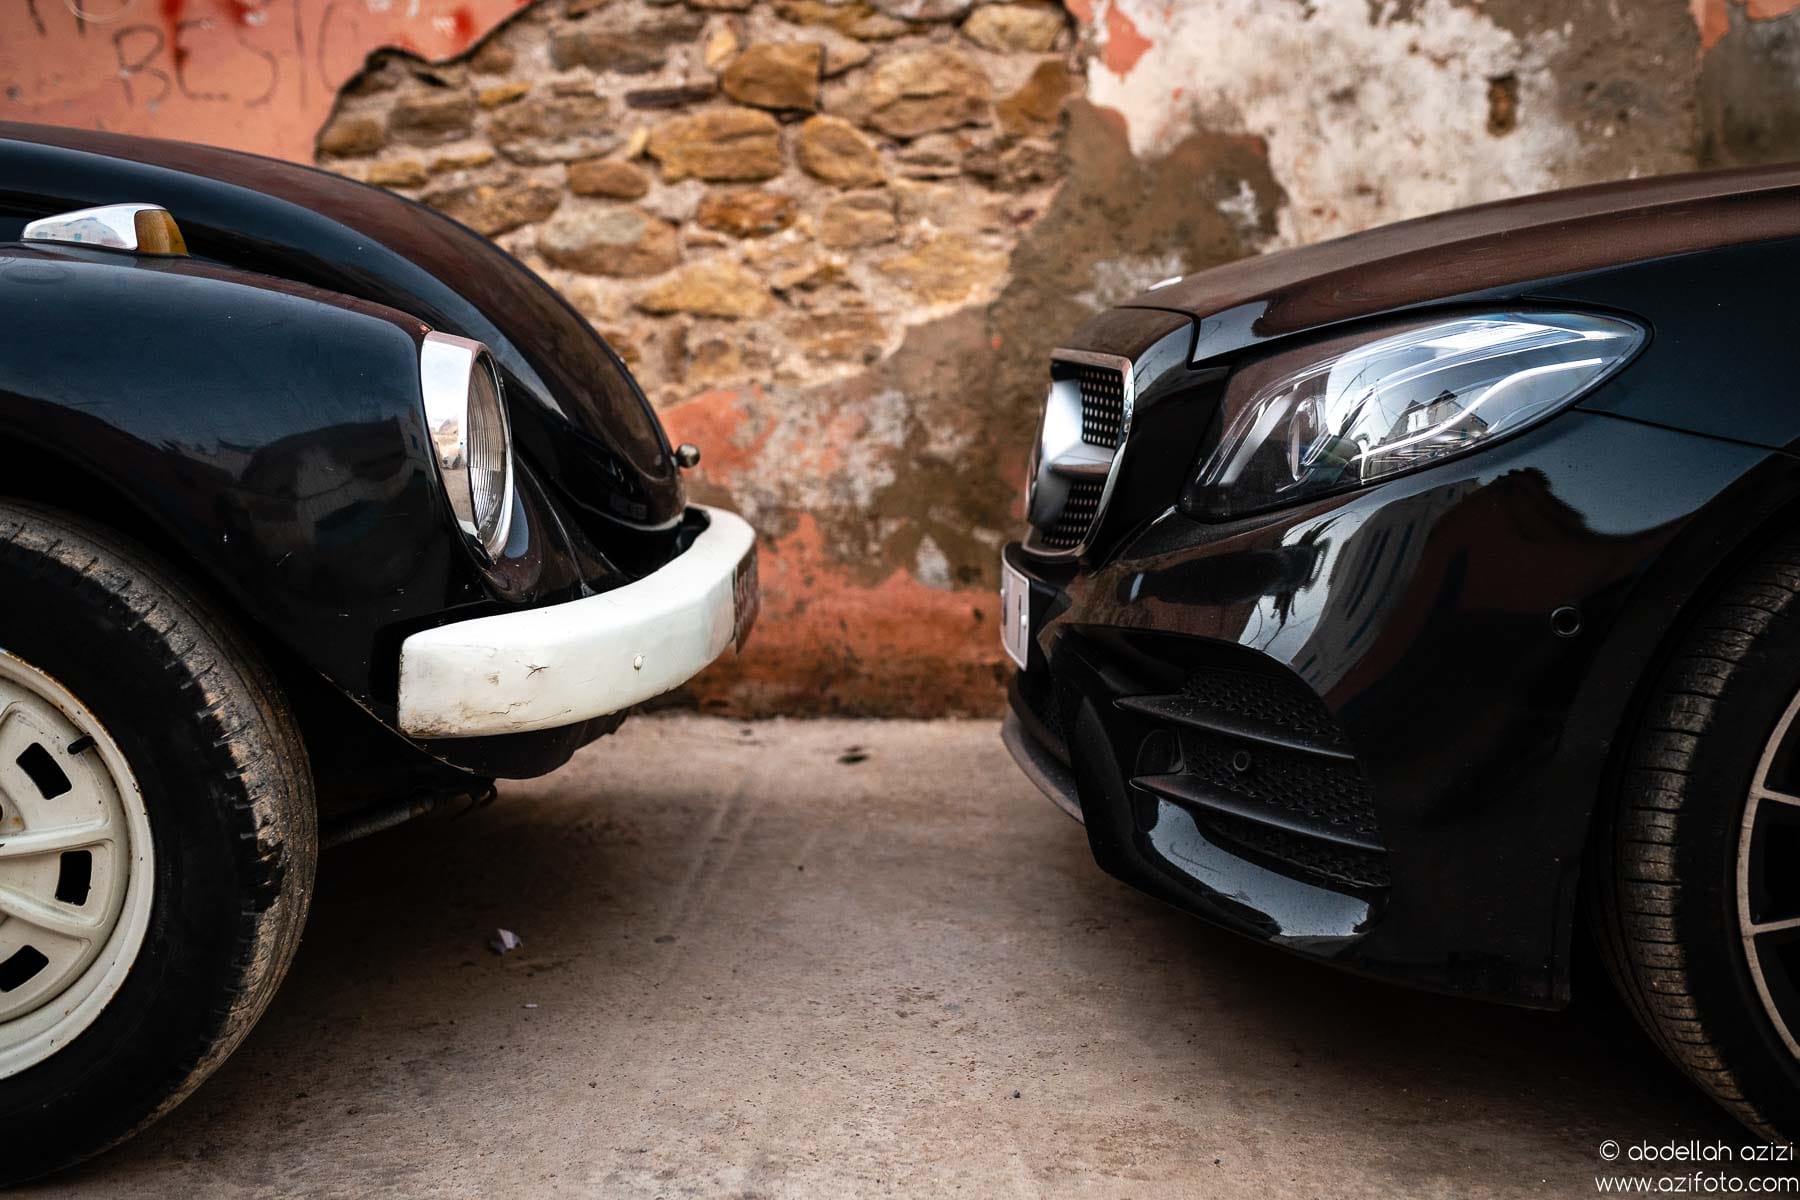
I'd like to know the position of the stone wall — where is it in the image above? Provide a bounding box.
[12,0,1796,717]
[316,0,1092,716]
[303,0,1800,717]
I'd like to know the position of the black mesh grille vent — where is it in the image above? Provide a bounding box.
[1124,665,1388,894]
[1201,814,1392,891]
[1178,666,1351,753]
[1074,364,1127,449]
[1039,479,1104,550]
[1175,728,1378,844]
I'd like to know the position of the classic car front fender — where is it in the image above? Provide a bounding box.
[0,124,687,568]
[0,244,591,731]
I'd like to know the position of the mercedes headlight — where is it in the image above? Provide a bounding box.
[1188,312,1646,519]
[419,331,515,558]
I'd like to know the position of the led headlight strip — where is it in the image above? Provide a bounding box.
[1191,312,1646,519]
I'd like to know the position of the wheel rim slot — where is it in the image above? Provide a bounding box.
[0,947,49,994]
[54,851,92,907]
[14,743,70,800]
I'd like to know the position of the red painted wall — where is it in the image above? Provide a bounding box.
[3,0,522,160]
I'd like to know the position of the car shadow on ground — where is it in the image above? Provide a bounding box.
[45,720,1764,1196]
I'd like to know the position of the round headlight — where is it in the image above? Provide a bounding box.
[419,332,515,558]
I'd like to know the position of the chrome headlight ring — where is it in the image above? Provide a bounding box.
[419,331,516,559]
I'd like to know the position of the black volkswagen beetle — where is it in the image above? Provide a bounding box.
[1001,166,1800,1139]
[0,123,756,1180]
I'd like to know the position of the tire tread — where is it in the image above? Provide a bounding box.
[0,503,316,1178]
[1591,534,1800,1141]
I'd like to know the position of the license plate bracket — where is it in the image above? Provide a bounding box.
[732,544,760,651]
[1000,557,1031,669]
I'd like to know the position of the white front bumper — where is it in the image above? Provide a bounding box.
[397,505,757,738]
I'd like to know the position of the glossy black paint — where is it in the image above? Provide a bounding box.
[1015,405,1800,1005]
[0,124,686,565]
[0,126,703,780]
[0,243,627,769]
[1009,224,1800,1007]
[1547,236,1800,453]
[1107,161,1800,366]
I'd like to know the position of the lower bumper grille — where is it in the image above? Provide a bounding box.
[1121,664,1388,893]
[1011,660,1069,762]
[1200,812,1390,892]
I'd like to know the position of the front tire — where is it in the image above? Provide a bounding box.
[1593,529,1800,1140]
[0,504,316,1182]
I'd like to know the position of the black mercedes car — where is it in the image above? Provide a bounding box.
[0,124,756,1180]
[1001,166,1800,1139]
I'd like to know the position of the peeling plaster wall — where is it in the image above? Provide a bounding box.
[1087,0,1569,245]
[10,0,1800,715]
[1079,0,1699,247]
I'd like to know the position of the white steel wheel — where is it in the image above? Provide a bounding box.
[0,501,313,1186]
[0,650,152,1077]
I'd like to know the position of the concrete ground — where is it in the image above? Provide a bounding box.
[36,718,1759,1198]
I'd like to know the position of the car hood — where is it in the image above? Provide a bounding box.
[1117,163,1800,364]
[0,123,685,564]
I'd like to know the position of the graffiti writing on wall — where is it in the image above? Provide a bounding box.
[2,0,522,160]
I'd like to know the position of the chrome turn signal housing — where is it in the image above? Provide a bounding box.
[22,203,188,256]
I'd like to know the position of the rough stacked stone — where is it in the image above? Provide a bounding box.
[797,115,885,185]
[489,91,620,161]
[386,91,476,144]
[568,157,652,198]
[423,175,563,234]
[721,42,824,109]
[961,3,1063,52]
[538,206,682,275]
[315,0,1074,396]
[646,107,785,180]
